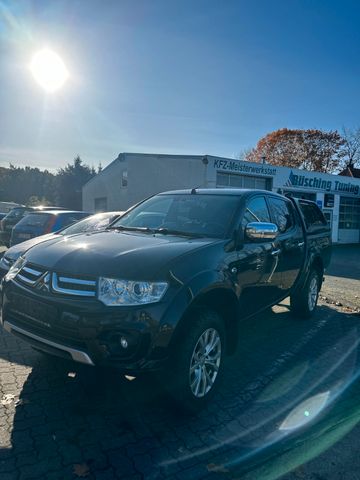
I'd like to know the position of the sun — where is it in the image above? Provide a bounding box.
[30,49,69,92]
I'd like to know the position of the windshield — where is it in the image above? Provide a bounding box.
[111,193,240,238]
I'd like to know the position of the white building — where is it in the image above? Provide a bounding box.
[82,153,360,244]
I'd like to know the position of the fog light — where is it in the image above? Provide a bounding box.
[120,337,128,349]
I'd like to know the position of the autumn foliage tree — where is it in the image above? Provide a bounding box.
[246,128,345,173]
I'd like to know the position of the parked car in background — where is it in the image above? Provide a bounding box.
[10,210,90,246]
[0,201,23,215]
[0,206,66,247]
[0,211,123,278]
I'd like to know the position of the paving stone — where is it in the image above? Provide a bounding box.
[106,450,136,477]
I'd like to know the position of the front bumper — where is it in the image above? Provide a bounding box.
[1,279,175,373]
[3,320,95,365]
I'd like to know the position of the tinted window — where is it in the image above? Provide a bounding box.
[114,194,241,238]
[18,213,51,227]
[268,197,294,233]
[242,196,270,228]
[299,201,327,229]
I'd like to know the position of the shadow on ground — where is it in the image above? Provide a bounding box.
[1,304,360,479]
[325,244,360,281]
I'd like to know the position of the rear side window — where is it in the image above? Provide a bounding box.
[242,196,271,228]
[19,213,50,227]
[268,197,294,233]
[298,202,327,230]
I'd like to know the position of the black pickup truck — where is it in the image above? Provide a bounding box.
[0,189,331,410]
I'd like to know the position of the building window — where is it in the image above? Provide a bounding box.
[94,197,107,212]
[339,196,360,229]
[122,170,128,187]
[216,173,272,190]
[324,194,335,208]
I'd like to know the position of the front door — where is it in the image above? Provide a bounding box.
[236,195,281,316]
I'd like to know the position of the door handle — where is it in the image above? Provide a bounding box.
[271,249,281,256]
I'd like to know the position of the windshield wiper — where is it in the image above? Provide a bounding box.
[107,225,154,233]
[151,228,204,238]
[108,225,204,238]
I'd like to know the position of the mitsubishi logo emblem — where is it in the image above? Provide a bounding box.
[34,272,51,292]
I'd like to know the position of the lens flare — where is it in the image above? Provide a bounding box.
[30,49,69,92]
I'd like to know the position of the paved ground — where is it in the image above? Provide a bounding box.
[1,300,360,480]
[321,244,360,310]
[0,244,360,479]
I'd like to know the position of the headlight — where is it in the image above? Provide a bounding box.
[98,277,168,306]
[5,256,26,281]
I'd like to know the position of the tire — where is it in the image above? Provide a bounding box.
[165,308,225,413]
[290,269,321,319]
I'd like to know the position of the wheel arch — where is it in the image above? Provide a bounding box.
[170,287,240,356]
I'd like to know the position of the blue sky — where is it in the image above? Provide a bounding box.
[1,0,360,171]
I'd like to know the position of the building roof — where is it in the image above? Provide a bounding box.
[338,164,360,178]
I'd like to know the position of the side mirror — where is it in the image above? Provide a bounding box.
[245,222,278,241]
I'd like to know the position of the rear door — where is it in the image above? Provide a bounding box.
[267,196,305,296]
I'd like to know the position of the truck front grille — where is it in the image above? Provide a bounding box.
[52,273,97,297]
[15,263,97,298]
[17,265,46,286]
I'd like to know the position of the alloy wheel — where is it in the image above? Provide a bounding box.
[189,328,222,398]
[308,275,319,311]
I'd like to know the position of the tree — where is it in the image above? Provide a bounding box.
[27,195,51,206]
[341,127,360,168]
[237,148,252,161]
[56,156,96,209]
[246,128,345,173]
[0,165,56,205]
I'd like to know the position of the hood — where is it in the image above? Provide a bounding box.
[23,230,216,279]
[5,233,58,261]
